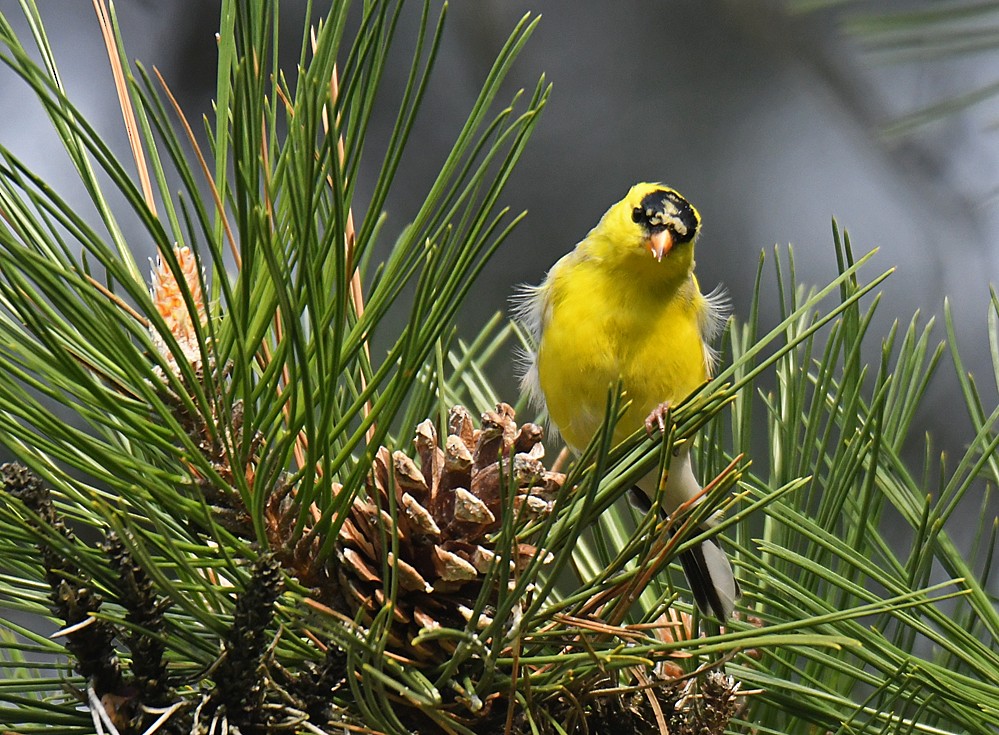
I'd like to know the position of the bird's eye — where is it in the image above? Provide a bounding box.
[631,207,644,224]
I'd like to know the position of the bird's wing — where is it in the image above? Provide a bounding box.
[697,283,730,376]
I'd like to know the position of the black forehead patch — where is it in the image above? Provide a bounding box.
[630,189,698,244]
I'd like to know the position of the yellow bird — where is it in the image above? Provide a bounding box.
[516,182,739,619]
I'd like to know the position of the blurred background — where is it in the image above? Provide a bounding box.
[3,0,999,455]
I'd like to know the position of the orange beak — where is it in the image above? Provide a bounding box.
[646,229,674,262]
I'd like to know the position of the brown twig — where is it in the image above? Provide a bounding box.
[634,667,669,735]
[153,67,240,268]
[86,275,148,326]
[93,0,157,220]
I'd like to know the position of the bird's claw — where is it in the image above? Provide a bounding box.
[644,401,672,436]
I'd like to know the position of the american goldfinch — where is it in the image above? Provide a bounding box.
[516,182,739,619]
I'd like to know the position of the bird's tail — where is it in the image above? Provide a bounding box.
[628,486,740,619]
[677,537,740,620]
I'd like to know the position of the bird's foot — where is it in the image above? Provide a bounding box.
[644,401,672,436]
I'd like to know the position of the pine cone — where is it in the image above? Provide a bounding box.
[334,403,562,661]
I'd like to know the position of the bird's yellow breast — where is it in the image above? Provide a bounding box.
[536,253,709,451]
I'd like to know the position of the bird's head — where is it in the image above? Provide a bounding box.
[627,183,700,262]
[590,183,701,279]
